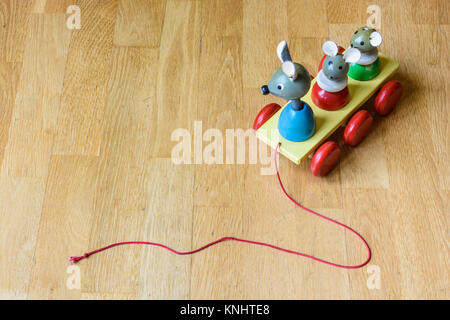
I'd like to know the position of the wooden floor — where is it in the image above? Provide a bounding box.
[0,0,448,300]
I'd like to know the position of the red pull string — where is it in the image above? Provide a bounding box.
[70,143,371,269]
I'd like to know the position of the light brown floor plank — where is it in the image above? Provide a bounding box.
[28,155,99,299]
[53,0,118,156]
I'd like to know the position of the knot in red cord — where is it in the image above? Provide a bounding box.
[69,253,89,264]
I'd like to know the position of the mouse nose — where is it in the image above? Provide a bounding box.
[261,85,270,95]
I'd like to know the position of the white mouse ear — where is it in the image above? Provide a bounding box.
[344,48,361,63]
[282,61,297,81]
[322,40,338,56]
[277,40,292,63]
[370,31,383,47]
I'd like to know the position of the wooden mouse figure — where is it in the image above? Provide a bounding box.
[347,26,383,81]
[261,41,315,142]
[312,41,361,111]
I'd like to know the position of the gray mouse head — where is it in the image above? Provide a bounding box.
[321,41,361,81]
[261,41,311,100]
[350,26,382,53]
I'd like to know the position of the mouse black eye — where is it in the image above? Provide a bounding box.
[351,44,354,48]
[328,61,333,66]
[354,31,358,34]
[277,84,284,90]
[339,66,343,70]
[360,41,364,45]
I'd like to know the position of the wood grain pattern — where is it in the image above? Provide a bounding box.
[287,0,328,38]
[0,62,21,168]
[0,13,70,299]
[0,176,45,299]
[194,36,244,207]
[138,159,194,299]
[0,0,33,63]
[243,0,288,88]
[84,47,158,293]
[28,155,98,299]
[53,0,117,156]
[150,0,200,157]
[34,0,75,14]
[1,14,71,178]
[0,0,448,300]
[114,0,166,47]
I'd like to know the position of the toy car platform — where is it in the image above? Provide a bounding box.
[255,54,399,165]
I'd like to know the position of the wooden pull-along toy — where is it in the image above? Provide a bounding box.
[71,27,403,270]
[254,27,403,176]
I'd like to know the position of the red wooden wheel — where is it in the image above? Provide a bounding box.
[310,141,341,177]
[253,103,281,131]
[343,110,373,146]
[374,80,403,116]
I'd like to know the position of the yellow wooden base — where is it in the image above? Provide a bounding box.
[255,54,399,164]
